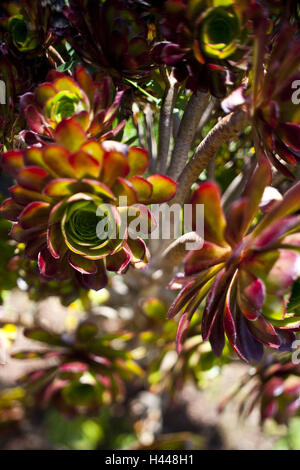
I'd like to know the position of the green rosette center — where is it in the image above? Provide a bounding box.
[8,15,38,52]
[200,7,240,59]
[61,198,120,259]
[70,210,100,243]
[46,91,86,123]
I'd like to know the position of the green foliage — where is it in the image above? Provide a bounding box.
[45,408,136,450]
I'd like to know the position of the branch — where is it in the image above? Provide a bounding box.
[144,104,157,172]
[221,157,255,211]
[172,109,248,206]
[156,73,179,173]
[132,103,146,148]
[47,45,65,66]
[193,96,217,144]
[167,92,209,179]
[160,232,203,270]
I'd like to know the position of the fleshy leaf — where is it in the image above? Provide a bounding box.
[240,157,272,233]
[54,118,87,152]
[238,271,266,321]
[47,223,66,259]
[189,182,227,246]
[10,185,52,205]
[38,249,59,278]
[265,250,300,295]
[1,150,24,177]
[0,198,23,221]
[77,260,108,290]
[68,252,97,274]
[176,312,190,355]
[106,248,131,273]
[127,237,149,269]
[184,242,229,275]
[18,202,50,229]
[147,174,177,204]
[80,141,104,168]
[69,150,101,179]
[112,178,137,206]
[102,151,130,187]
[35,82,56,107]
[278,123,300,150]
[128,147,149,177]
[43,145,74,178]
[129,176,153,204]
[253,181,300,237]
[17,167,50,192]
[24,328,63,346]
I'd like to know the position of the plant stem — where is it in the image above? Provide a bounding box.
[144,104,157,172]
[193,96,218,144]
[47,45,65,66]
[167,91,209,179]
[156,73,179,173]
[160,232,203,271]
[172,109,248,207]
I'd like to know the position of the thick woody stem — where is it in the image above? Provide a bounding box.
[193,96,217,144]
[144,104,157,172]
[167,91,209,179]
[160,232,203,270]
[172,109,248,207]
[156,74,179,173]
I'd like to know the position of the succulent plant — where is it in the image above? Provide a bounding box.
[169,157,300,361]
[153,0,251,95]
[257,361,300,424]
[13,322,143,417]
[0,387,26,430]
[141,298,229,394]
[251,23,300,177]
[7,251,89,307]
[0,118,177,290]
[0,0,52,54]
[221,357,300,425]
[0,55,31,150]
[222,22,300,178]
[64,0,155,81]
[20,66,126,146]
[0,209,19,302]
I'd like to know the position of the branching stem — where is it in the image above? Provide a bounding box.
[167,92,209,179]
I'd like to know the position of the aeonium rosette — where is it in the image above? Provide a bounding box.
[13,322,143,417]
[169,156,300,362]
[20,66,125,146]
[220,358,300,425]
[0,117,177,290]
[222,22,300,178]
[64,0,155,81]
[154,0,251,95]
[7,250,90,307]
[0,0,52,54]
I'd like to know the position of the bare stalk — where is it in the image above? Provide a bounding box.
[160,232,203,271]
[156,73,179,173]
[144,104,157,172]
[172,109,248,207]
[193,96,218,144]
[132,103,146,149]
[47,45,65,66]
[221,157,255,211]
[167,92,210,180]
